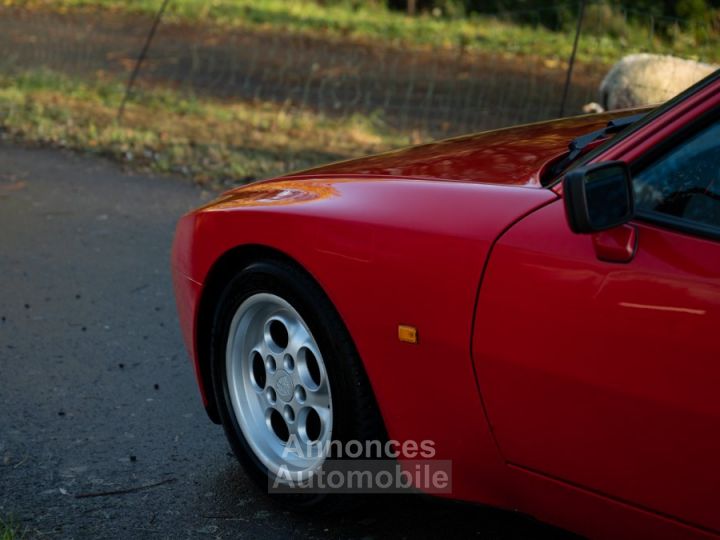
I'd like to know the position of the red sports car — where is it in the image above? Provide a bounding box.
[172,70,719,538]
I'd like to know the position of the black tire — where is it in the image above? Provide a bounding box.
[209,257,386,512]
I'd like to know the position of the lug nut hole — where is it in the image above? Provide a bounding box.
[269,409,289,442]
[268,319,289,350]
[251,351,266,389]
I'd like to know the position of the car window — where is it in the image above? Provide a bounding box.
[633,119,720,234]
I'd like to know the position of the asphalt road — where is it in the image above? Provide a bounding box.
[0,145,574,539]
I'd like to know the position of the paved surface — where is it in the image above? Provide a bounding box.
[0,145,575,539]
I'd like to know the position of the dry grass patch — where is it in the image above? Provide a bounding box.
[0,70,413,185]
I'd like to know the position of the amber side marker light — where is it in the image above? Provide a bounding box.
[398,325,418,344]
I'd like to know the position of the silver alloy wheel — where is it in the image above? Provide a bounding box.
[226,292,333,483]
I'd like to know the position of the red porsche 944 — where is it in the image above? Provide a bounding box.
[172,71,720,539]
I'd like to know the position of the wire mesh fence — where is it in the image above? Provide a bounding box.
[0,1,717,181]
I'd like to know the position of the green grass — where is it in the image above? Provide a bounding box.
[8,0,719,64]
[0,516,24,540]
[0,69,413,185]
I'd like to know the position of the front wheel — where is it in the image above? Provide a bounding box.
[210,258,384,511]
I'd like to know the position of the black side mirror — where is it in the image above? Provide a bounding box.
[563,161,634,234]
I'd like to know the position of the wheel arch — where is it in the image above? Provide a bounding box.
[195,244,296,423]
[194,243,384,436]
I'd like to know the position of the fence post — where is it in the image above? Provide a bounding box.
[559,0,586,117]
[117,0,171,123]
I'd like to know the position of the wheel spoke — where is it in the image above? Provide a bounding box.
[304,387,330,410]
[287,323,312,357]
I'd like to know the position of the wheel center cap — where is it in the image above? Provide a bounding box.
[275,370,293,401]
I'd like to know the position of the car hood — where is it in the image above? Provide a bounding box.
[283,110,649,187]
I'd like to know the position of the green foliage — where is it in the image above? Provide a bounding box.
[676,0,711,20]
[0,516,23,540]
[385,0,720,31]
[9,0,719,63]
[583,3,629,37]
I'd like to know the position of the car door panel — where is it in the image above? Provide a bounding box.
[472,198,720,531]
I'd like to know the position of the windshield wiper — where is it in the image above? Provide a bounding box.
[547,112,646,180]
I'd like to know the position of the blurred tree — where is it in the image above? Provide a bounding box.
[386,0,437,14]
[379,0,720,38]
[383,0,719,23]
[676,0,711,19]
